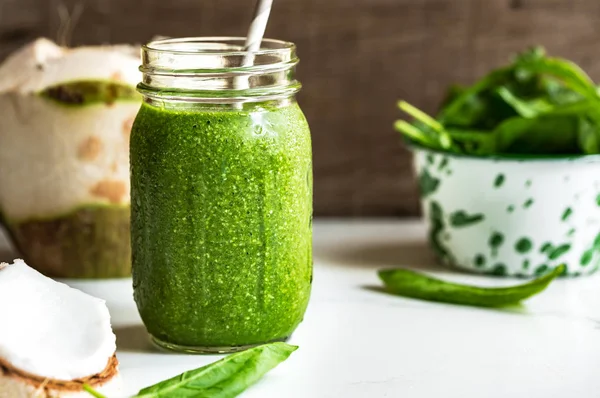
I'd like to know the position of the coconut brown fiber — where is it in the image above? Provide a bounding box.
[0,354,118,392]
[6,207,131,278]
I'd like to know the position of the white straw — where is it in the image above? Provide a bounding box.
[243,0,273,54]
[234,0,273,101]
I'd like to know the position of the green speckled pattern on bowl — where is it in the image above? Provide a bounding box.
[412,147,600,277]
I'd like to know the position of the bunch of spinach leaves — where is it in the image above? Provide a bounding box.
[395,47,600,155]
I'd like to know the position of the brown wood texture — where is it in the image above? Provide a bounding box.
[2,0,600,216]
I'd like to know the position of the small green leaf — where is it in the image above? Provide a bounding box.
[135,342,297,398]
[377,265,564,307]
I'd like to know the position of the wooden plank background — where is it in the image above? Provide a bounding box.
[1,0,600,217]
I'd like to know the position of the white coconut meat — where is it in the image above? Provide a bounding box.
[0,259,117,381]
[0,38,140,94]
[0,38,140,222]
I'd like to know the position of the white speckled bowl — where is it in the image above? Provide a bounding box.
[412,144,600,277]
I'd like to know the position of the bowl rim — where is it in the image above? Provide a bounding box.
[407,140,600,163]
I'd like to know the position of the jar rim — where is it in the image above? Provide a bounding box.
[138,36,301,104]
[143,36,296,57]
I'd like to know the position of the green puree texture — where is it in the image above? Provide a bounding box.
[131,101,313,348]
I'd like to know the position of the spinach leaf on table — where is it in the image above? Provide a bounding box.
[378,265,564,307]
[84,342,297,398]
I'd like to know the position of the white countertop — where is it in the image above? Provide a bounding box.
[3,219,600,398]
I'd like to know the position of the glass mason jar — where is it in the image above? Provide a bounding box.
[130,37,313,353]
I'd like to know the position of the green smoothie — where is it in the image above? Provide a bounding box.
[130,101,313,350]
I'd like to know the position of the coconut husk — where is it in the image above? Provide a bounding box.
[0,355,118,393]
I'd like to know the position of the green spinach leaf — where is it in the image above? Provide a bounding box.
[378,265,564,307]
[493,115,580,154]
[84,342,297,398]
[494,86,554,118]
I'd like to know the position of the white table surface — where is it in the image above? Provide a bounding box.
[3,219,600,398]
